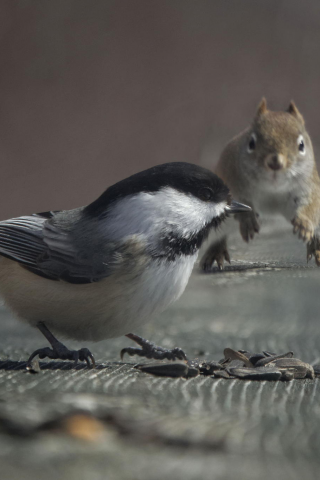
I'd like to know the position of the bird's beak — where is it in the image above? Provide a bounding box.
[225,200,252,214]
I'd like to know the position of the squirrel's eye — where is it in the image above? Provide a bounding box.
[247,133,257,153]
[298,135,305,155]
[199,187,214,201]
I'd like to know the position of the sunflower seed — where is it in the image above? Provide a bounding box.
[228,367,282,381]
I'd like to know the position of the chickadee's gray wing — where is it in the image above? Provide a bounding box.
[0,211,133,284]
[0,215,48,270]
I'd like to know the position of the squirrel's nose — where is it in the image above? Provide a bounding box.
[267,154,284,171]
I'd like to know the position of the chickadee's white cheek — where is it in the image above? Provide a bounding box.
[207,201,227,220]
[104,188,227,242]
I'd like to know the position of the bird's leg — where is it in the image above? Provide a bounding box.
[26,322,95,369]
[120,333,188,362]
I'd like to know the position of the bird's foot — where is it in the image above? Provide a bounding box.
[120,333,188,362]
[27,342,95,369]
[26,322,95,369]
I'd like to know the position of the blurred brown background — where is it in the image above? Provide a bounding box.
[0,0,319,219]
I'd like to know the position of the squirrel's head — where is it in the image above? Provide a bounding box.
[242,98,314,187]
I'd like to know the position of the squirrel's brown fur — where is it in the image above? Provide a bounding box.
[201,98,320,270]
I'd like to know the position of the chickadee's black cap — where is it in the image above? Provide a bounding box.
[85,162,230,216]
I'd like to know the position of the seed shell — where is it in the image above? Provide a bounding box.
[227,367,282,381]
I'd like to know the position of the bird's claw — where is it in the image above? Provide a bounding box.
[121,333,188,362]
[26,344,95,369]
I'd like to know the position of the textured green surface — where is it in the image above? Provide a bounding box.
[0,219,320,480]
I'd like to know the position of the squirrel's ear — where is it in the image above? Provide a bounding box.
[287,101,305,125]
[255,98,267,118]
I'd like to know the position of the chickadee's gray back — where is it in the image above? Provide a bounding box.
[0,163,232,284]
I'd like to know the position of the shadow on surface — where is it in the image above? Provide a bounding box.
[0,360,131,371]
[200,262,298,274]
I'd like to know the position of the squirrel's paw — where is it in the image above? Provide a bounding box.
[307,236,320,266]
[200,237,230,272]
[237,212,260,243]
[292,215,314,243]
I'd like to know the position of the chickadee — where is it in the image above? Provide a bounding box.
[0,162,250,367]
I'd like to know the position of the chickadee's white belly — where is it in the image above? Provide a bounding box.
[0,254,197,342]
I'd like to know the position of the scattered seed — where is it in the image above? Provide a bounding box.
[212,370,232,379]
[281,371,294,381]
[266,358,314,379]
[255,352,294,367]
[133,348,315,382]
[248,353,267,365]
[136,362,190,378]
[227,367,282,381]
[224,348,253,368]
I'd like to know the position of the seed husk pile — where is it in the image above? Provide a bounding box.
[136,348,318,381]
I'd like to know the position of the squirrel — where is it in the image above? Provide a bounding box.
[201,98,320,271]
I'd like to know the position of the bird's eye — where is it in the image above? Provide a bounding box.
[198,187,214,201]
[247,133,257,153]
[298,134,305,155]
